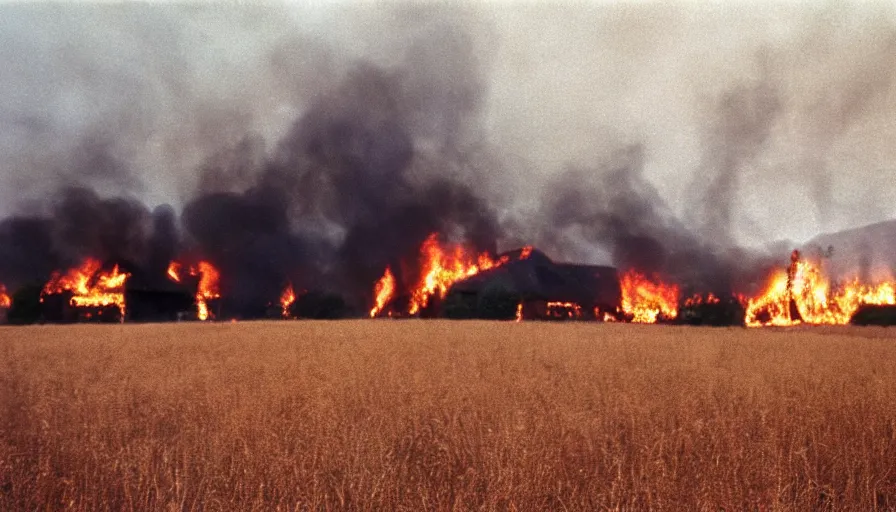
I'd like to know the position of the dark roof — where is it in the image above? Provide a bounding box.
[125,266,195,295]
[450,249,620,307]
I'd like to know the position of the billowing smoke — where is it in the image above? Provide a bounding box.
[0,185,151,291]
[1,3,895,314]
[693,75,782,246]
[0,217,58,291]
[536,144,768,296]
[0,5,504,316]
[176,23,502,314]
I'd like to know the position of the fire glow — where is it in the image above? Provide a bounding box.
[369,267,396,318]
[369,233,532,317]
[408,234,507,315]
[41,258,130,317]
[684,293,722,307]
[281,283,296,318]
[194,261,220,321]
[746,250,896,327]
[166,260,221,321]
[546,301,583,319]
[619,270,679,323]
[0,284,11,308]
[167,262,181,283]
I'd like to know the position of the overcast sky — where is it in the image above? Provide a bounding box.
[1,1,895,249]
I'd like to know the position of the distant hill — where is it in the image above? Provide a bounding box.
[801,219,896,280]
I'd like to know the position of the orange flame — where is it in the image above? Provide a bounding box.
[42,259,130,317]
[619,270,679,323]
[515,302,523,322]
[547,301,583,319]
[281,282,296,318]
[167,260,222,320]
[369,237,533,317]
[167,262,181,283]
[193,261,220,321]
[0,284,10,309]
[683,293,722,307]
[369,267,396,318]
[746,250,896,327]
[594,307,619,322]
[407,234,506,315]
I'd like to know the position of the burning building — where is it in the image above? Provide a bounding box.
[39,259,129,323]
[363,233,621,321]
[124,268,197,323]
[31,257,223,324]
[445,248,620,321]
[3,243,895,326]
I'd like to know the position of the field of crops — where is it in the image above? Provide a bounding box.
[2,321,896,510]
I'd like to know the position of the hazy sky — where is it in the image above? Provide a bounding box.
[1,1,895,249]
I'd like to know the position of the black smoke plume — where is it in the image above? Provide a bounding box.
[0,11,504,318]
[2,4,896,319]
[537,144,771,297]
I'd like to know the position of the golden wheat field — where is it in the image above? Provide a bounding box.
[1,321,896,511]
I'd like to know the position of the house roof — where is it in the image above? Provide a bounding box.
[450,249,620,307]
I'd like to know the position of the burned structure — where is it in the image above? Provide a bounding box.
[35,260,203,324]
[444,248,621,320]
[124,269,197,323]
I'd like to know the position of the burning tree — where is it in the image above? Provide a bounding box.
[746,250,896,327]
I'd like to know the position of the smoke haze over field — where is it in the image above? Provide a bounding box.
[1,2,896,304]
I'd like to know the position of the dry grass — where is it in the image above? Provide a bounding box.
[1,321,896,511]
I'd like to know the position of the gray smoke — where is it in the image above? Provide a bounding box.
[177,8,503,313]
[537,145,770,295]
[693,73,782,246]
[1,3,895,309]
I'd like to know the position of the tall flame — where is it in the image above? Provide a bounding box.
[281,282,296,318]
[0,284,10,309]
[369,267,396,318]
[167,262,181,283]
[409,234,494,314]
[746,250,896,327]
[193,261,220,321]
[369,238,532,317]
[166,260,222,320]
[406,234,527,315]
[619,270,679,323]
[42,259,130,317]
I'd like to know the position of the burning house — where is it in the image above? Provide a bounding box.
[364,234,624,321]
[39,259,129,323]
[445,248,620,321]
[124,268,196,323]
[30,258,223,324]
